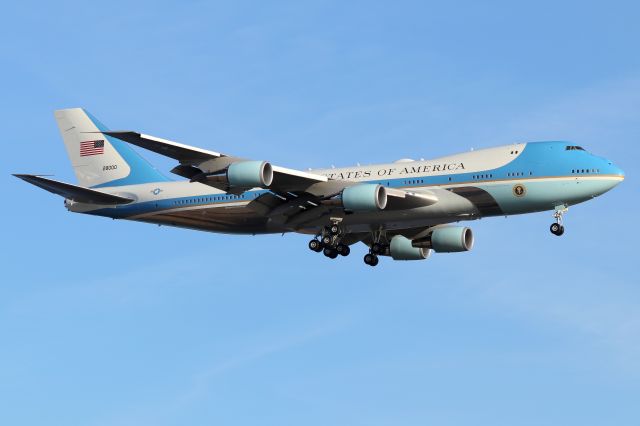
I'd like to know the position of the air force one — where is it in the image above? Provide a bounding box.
[15,108,624,266]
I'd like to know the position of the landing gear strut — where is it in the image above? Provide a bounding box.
[550,205,567,236]
[363,227,388,266]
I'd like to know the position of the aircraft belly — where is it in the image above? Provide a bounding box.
[134,204,275,234]
[130,190,480,235]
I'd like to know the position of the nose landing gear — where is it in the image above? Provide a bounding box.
[550,205,568,236]
[550,223,564,236]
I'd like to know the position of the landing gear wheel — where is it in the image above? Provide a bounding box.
[322,235,333,246]
[336,244,350,257]
[364,253,379,266]
[323,247,338,259]
[308,239,323,252]
[550,223,564,236]
[329,224,340,235]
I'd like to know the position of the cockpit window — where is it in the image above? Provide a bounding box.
[566,145,585,151]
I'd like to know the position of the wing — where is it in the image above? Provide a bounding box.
[103,131,440,227]
[103,131,329,194]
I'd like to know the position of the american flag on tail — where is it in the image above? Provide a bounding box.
[80,139,104,156]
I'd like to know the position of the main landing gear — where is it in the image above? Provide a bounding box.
[363,229,389,267]
[308,221,351,260]
[363,253,379,266]
[308,223,389,267]
[550,205,568,236]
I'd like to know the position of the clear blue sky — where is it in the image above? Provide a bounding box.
[2,1,639,425]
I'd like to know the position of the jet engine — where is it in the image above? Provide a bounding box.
[227,160,273,188]
[412,226,474,253]
[200,160,273,188]
[389,235,431,260]
[342,184,388,211]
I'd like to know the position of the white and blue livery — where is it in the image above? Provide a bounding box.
[15,108,625,266]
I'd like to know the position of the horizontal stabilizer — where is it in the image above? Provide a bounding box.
[13,174,134,205]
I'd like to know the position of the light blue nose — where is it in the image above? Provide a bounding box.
[613,165,625,179]
[603,162,624,192]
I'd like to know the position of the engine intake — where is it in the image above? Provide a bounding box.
[389,235,431,260]
[342,184,387,211]
[412,226,474,253]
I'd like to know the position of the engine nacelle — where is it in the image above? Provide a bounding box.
[413,226,474,253]
[227,161,273,188]
[342,184,387,211]
[389,235,431,260]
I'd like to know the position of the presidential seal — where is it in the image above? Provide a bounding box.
[513,184,526,197]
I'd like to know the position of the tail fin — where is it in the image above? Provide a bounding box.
[54,108,170,188]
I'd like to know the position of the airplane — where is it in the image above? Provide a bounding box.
[14,108,625,266]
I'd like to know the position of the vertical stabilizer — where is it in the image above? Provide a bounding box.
[54,108,169,188]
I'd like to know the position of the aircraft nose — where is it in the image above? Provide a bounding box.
[608,161,625,180]
[603,161,624,193]
[614,165,625,179]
